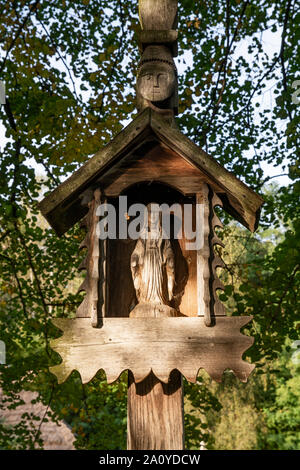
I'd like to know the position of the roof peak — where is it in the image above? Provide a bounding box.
[39,109,263,236]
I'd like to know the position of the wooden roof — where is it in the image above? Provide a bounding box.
[38,108,264,236]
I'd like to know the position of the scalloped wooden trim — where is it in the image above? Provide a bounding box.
[197,184,226,326]
[50,316,254,385]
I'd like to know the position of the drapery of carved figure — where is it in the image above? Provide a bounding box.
[130,204,178,318]
[131,237,174,305]
[136,45,178,114]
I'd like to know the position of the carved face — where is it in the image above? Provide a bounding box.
[137,62,176,102]
[139,203,162,240]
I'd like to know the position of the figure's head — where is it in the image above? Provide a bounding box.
[140,203,162,240]
[137,46,177,110]
[137,61,176,102]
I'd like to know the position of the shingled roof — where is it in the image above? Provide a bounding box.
[39,108,263,236]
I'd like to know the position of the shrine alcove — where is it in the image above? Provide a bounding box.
[105,181,196,318]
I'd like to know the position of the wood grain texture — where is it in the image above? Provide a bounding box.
[196,185,226,326]
[103,143,205,197]
[127,370,184,450]
[176,204,197,316]
[76,189,101,326]
[106,238,136,317]
[136,45,178,115]
[139,0,178,30]
[138,30,178,57]
[151,112,264,232]
[210,191,227,318]
[130,227,178,318]
[106,222,195,319]
[196,187,212,326]
[50,316,255,385]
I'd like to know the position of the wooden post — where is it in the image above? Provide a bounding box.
[127,370,184,450]
[40,0,261,454]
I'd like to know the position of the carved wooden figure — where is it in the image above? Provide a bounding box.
[136,45,178,114]
[40,108,263,381]
[130,203,177,318]
[38,0,264,451]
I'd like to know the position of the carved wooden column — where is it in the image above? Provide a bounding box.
[127,0,184,451]
[196,184,226,326]
[39,0,263,454]
[77,188,101,327]
[127,371,184,450]
[127,200,185,450]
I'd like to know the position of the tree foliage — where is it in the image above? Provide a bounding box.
[0,0,299,449]
[260,352,300,450]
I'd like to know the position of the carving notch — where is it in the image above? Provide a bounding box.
[197,184,226,326]
[77,188,101,327]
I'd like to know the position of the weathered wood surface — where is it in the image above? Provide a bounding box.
[76,189,101,326]
[38,109,263,236]
[38,108,153,235]
[104,189,224,320]
[138,30,178,56]
[127,370,184,450]
[136,45,178,115]
[139,0,178,30]
[106,238,136,317]
[103,143,205,196]
[196,185,226,326]
[50,317,255,385]
[106,214,196,319]
[196,188,212,326]
[130,204,178,318]
[210,191,227,317]
[151,113,264,232]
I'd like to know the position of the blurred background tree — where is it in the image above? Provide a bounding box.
[0,0,299,449]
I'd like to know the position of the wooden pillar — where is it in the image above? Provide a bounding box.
[127,370,184,450]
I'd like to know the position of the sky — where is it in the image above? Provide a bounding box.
[0,18,292,188]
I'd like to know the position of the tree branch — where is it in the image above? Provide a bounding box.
[0,0,40,75]
[35,17,79,102]
[234,0,293,121]
[279,0,293,122]
[256,173,289,189]
[196,0,250,138]
[0,253,28,318]
[267,264,299,327]
[33,384,55,447]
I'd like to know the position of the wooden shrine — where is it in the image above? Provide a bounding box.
[39,0,264,450]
